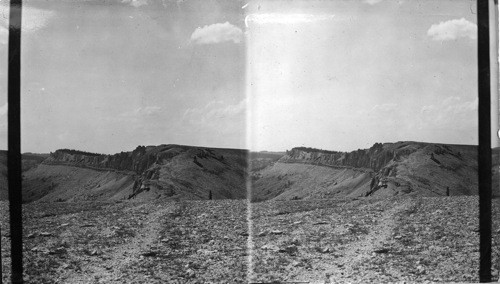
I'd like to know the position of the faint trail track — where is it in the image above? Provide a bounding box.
[329,199,414,281]
[63,202,180,284]
[295,199,416,283]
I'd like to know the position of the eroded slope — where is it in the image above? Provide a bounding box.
[22,144,248,202]
[252,142,478,201]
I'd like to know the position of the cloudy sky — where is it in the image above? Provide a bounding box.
[248,0,481,151]
[0,0,246,153]
[0,0,486,153]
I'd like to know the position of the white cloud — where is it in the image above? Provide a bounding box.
[0,5,55,33]
[121,106,162,117]
[372,103,397,112]
[418,96,477,130]
[190,22,243,44]
[421,96,477,115]
[427,18,477,41]
[0,103,7,116]
[180,100,246,148]
[245,13,334,26]
[122,0,148,8]
[420,105,435,113]
[364,0,384,5]
[183,99,246,126]
[442,96,461,105]
[206,99,246,119]
[449,97,477,114]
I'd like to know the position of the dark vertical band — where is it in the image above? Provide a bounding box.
[477,0,492,282]
[8,0,23,283]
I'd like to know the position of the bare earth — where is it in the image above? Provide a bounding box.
[1,196,499,283]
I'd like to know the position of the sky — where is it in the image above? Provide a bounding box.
[0,0,489,153]
[0,0,247,153]
[247,0,482,152]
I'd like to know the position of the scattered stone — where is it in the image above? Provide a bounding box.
[293,221,303,225]
[416,265,426,274]
[197,249,217,254]
[48,247,67,255]
[257,231,267,237]
[316,247,330,253]
[39,232,52,237]
[394,235,402,240]
[60,223,69,227]
[279,245,298,254]
[141,251,158,257]
[292,261,301,267]
[313,221,328,225]
[270,230,283,235]
[185,269,195,279]
[373,248,389,254]
[239,232,249,237]
[27,233,36,239]
[261,244,279,251]
[491,269,499,277]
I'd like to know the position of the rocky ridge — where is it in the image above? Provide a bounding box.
[22,145,248,203]
[253,141,479,200]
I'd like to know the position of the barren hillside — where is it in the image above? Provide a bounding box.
[21,145,248,203]
[0,151,49,201]
[252,142,480,201]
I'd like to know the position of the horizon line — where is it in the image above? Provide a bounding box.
[11,139,483,156]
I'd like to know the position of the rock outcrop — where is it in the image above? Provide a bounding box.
[23,144,248,202]
[253,141,479,200]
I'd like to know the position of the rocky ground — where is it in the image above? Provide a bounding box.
[1,197,499,283]
[250,196,500,283]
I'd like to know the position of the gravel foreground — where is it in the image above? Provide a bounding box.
[1,196,499,283]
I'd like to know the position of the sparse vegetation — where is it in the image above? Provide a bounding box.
[55,149,104,157]
[0,142,498,283]
[291,146,340,154]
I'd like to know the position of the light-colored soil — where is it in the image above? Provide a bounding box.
[250,196,500,283]
[1,197,499,283]
[62,203,179,283]
[252,143,480,202]
[252,163,372,201]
